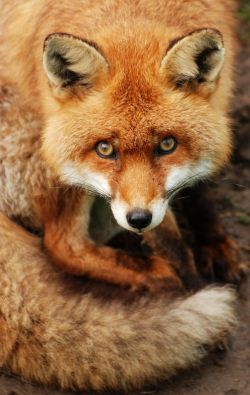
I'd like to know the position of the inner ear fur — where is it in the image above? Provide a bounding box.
[160,29,225,92]
[43,33,108,96]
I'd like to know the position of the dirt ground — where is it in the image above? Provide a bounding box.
[0,7,250,395]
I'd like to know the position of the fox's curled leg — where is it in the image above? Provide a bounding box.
[143,210,200,290]
[42,191,182,293]
[180,183,247,284]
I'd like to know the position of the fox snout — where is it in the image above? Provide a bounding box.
[60,159,169,233]
[111,196,168,233]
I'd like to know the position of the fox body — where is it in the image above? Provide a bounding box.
[0,84,237,391]
[0,0,239,289]
[0,1,243,390]
[0,81,242,392]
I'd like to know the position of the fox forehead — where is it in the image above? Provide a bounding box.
[62,84,213,157]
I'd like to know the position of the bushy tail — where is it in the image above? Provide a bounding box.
[50,286,235,391]
[0,214,237,392]
[9,286,237,391]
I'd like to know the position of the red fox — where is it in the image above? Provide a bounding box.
[0,0,244,390]
[0,0,244,290]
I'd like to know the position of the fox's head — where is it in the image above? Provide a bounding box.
[42,28,232,233]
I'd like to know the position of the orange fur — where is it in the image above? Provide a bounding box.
[0,0,238,287]
[0,70,239,392]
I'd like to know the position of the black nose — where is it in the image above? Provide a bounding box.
[126,209,152,229]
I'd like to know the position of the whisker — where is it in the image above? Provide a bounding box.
[60,174,112,202]
[175,195,191,201]
[204,177,249,190]
[165,172,206,201]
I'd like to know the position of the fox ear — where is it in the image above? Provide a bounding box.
[43,33,108,96]
[160,29,225,92]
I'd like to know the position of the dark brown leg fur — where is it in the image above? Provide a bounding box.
[109,211,201,292]
[143,211,201,290]
[178,182,247,284]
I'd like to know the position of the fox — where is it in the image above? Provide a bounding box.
[0,0,245,291]
[0,0,244,390]
[0,87,237,391]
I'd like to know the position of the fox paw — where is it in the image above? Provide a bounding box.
[130,256,184,294]
[197,236,248,285]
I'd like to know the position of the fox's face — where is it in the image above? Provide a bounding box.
[42,29,231,233]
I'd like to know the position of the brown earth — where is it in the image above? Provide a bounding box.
[0,11,250,395]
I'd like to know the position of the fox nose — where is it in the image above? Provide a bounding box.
[126,209,152,229]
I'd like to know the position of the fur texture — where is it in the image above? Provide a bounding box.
[0,70,238,395]
[0,0,241,390]
[0,0,239,287]
[0,212,237,391]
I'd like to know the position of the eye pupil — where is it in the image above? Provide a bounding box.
[100,142,109,152]
[96,141,115,158]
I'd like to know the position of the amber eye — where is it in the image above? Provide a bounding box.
[157,136,177,155]
[96,141,115,158]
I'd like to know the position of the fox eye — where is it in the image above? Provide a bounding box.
[157,136,177,155]
[96,141,116,159]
